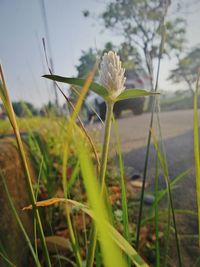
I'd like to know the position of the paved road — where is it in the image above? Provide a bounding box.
[96,109,197,208]
[110,109,196,153]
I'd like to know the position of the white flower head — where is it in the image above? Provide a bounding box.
[99,51,126,99]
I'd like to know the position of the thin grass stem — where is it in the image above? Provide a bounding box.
[136,20,167,250]
[154,157,160,267]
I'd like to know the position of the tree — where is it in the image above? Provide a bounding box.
[115,42,142,70]
[76,41,142,78]
[92,0,187,110]
[168,47,200,95]
[76,48,97,78]
[12,101,38,117]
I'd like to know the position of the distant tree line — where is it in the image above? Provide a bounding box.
[12,101,38,117]
[11,101,68,118]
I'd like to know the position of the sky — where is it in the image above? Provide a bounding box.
[0,0,200,108]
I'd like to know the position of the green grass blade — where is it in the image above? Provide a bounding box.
[193,73,200,248]
[154,157,160,267]
[116,89,159,101]
[75,136,128,267]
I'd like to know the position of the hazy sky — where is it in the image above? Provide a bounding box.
[1,0,200,107]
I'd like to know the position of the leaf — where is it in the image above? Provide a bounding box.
[43,75,109,100]
[116,89,159,102]
[22,197,65,210]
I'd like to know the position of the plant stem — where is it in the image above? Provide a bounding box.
[100,102,114,194]
[86,102,114,267]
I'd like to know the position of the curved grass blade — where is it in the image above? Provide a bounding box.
[75,136,128,267]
